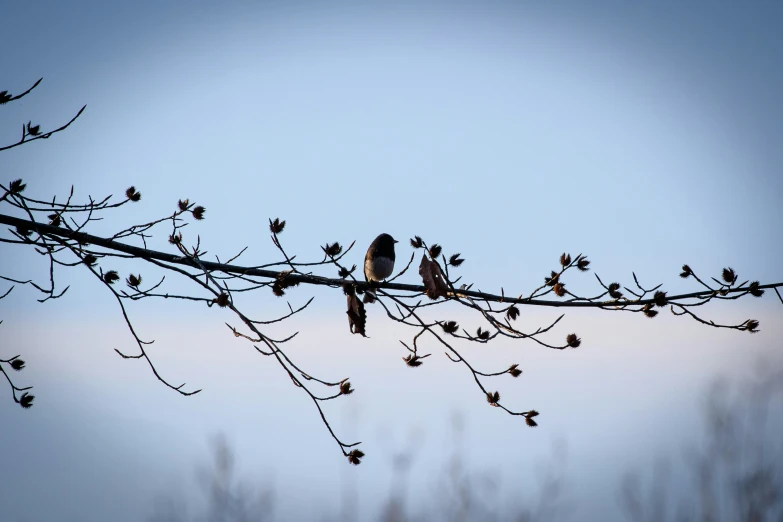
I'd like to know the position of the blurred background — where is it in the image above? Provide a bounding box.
[1,1,782,520]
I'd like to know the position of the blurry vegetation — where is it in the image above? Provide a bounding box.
[620,364,783,522]
[149,366,782,522]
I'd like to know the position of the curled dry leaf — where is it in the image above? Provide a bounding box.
[419,254,449,300]
[345,286,367,336]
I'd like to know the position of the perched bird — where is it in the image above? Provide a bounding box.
[364,233,397,302]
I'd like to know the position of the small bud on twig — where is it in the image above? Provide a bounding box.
[347,449,365,465]
[608,282,623,299]
[9,179,26,194]
[440,321,459,334]
[20,392,34,409]
[449,253,464,267]
[126,274,142,288]
[269,218,286,234]
[125,186,141,202]
[486,391,500,406]
[192,206,206,220]
[340,380,353,395]
[403,354,422,367]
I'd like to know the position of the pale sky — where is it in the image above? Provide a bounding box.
[1,1,782,521]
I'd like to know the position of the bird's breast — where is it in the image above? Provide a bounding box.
[365,256,395,282]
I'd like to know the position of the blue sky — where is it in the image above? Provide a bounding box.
[1,1,782,521]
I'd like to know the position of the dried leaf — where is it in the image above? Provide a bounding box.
[346,289,367,336]
[419,254,449,300]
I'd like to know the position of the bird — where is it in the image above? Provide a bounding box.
[363,233,398,302]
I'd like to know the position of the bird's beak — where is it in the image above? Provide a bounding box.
[393,239,399,243]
